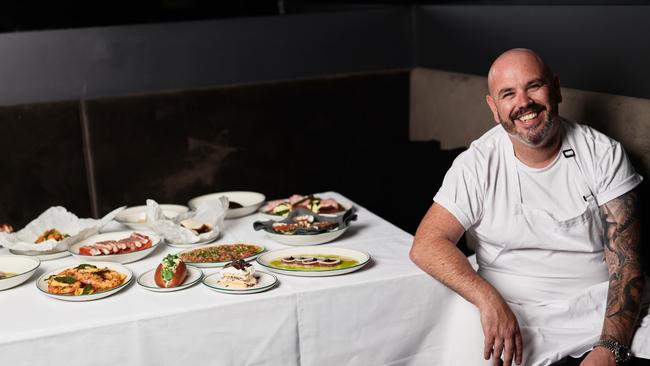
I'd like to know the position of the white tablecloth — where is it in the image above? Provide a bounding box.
[0,192,459,366]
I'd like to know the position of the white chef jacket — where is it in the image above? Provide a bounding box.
[433,118,649,365]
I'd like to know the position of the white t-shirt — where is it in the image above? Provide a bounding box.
[434,118,642,232]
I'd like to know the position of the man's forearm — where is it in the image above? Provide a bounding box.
[600,189,645,345]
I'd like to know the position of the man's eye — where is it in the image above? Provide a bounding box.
[502,92,514,99]
[528,83,541,90]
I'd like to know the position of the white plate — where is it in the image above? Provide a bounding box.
[0,255,41,291]
[35,262,133,301]
[263,226,349,246]
[115,204,189,231]
[9,248,70,261]
[137,265,203,292]
[202,271,277,294]
[258,196,353,221]
[164,233,220,249]
[176,242,265,268]
[68,230,161,264]
[256,246,370,277]
[188,191,265,219]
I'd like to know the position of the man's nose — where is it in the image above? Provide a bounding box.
[515,92,533,108]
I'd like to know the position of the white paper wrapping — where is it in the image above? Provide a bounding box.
[145,197,227,244]
[0,206,124,252]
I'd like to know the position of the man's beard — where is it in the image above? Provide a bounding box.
[499,103,557,146]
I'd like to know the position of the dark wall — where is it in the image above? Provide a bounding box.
[0,7,412,106]
[416,5,650,99]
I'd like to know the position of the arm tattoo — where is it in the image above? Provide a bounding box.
[599,189,645,345]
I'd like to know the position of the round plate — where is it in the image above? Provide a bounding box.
[35,262,133,301]
[258,196,352,221]
[263,226,349,246]
[202,270,277,294]
[9,248,70,261]
[115,204,189,231]
[68,230,161,264]
[256,246,370,277]
[0,255,41,291]
[164,233,220,249]
[137,265,203,292]
[188,191,265,219]
[176,242,265,268]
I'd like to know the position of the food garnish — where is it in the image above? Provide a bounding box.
[35,229,70,244]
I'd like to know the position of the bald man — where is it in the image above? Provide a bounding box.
[410,49,647,366]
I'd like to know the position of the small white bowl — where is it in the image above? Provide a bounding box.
[68,230,161,264]
[188,191,265,219]
[0,255,41,290]
[115,204,189,231]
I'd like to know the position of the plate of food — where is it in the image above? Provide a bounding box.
[176,242,265,268]
[115,204,189,231]
[137,254,203,292]
[0,255,41,291]
[202,259,277,294]
[259,194,352,221]
[256,246,370,277]
[188,191,265,219]
[253,208,356,246]
[35,262,133,301]
[68,231,161,264]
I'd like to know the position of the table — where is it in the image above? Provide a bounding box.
[0,192,457,366]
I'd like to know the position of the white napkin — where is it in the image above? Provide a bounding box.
[145,198,227,244]
[0,206,125,252]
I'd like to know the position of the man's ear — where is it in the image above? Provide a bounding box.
[486,94,500,123]
[554,75,562,103]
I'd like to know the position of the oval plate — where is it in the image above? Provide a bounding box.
[137,265,203,292]
[35,262,133,301]
[256,246,370,277]
[188,191,265,219]
[68,230,161,264]
[176,242,265,268]
[202,271,277,294]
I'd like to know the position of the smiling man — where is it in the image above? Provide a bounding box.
[410,48,647,366]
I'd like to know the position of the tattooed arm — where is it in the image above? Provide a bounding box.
[582,188,645,365]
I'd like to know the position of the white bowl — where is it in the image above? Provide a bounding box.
[115,204,189,230]
[188,191,265,219]
[263,226,350,246]
[0,255,41,290]
[68,230,161,264]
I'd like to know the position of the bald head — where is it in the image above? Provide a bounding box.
[487,49,554,97]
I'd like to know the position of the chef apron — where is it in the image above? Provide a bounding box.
[445,136,613,365]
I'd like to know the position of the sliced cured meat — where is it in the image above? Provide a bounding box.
[78,233,153,256]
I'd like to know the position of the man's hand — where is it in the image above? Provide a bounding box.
[579,347,616,366]
[478,293,523,366]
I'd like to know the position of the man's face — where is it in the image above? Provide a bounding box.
[486,53,561,147]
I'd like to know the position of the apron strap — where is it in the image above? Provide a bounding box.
[561,148,596,202]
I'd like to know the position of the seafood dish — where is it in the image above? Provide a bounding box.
[271,254,358,271]
[261,194,346,217]
[0,271,17,279]
[218,259,257,288]
[34,229,69,244]
[155,254,187,288]
[77,232,152,256]
[178,243,263,264]
[45,263,127,295]
[271,214,339,234]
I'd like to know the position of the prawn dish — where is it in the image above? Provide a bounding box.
[78,233,152,256]
[46,264,127,295]
[261,194,345,217]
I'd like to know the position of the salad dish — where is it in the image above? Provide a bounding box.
[115,204,189,231]
[188,191,265,219]
[176,242,265,268]
[36,262,133,301]
[69,231,161,264]
[0,255,41,291]
[259,194,351,221]
[253,208,357,246]
[256,246,370,277]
